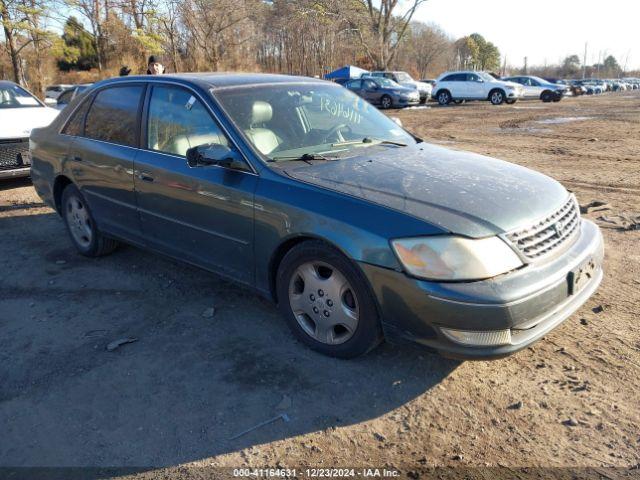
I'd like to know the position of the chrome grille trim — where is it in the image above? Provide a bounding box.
[506,195,581,261]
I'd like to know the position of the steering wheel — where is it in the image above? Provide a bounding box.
[322,123,352,143]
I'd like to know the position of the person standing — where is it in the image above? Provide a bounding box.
[147,55,165,75]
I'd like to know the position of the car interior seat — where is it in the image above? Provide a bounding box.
[243,101,282,155]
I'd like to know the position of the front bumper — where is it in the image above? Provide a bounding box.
[0,166,30,179]
[361,219,604,359]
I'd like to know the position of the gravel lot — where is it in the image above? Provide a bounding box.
[1,92,639,477]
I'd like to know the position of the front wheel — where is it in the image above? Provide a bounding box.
[380,95,393,109]
[276,241,383,358]
[62,184,118,257]
[489,89,505,105]
[541,91,553,102]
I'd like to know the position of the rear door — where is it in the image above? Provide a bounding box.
[134,83,258,283]
[65,84,146,245]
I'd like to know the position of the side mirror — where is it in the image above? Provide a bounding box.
[186,143,245,170]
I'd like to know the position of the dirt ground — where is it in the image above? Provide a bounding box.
[1,92,639,478]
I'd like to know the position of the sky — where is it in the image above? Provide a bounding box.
[412,0,640,71]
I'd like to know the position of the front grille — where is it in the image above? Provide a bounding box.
[0,139,29,171]
[506,196,581,260]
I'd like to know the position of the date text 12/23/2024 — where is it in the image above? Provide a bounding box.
[233,468,400,478]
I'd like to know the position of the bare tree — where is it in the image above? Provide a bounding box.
[327,0,428,70]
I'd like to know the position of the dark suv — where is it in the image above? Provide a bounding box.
[30,74,603,359]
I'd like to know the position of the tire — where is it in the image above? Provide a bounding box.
[61,184,118,257]
[276,240,383,358]
[436,90,451,105]
[505,99,517,105]
[541,91,553,102]
[380,95,393,109]
[489,89,505,105]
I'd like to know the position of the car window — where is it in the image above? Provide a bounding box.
[441,74,456,82]
[529,78,540,86]
[84,85,143,147]
[363,80,378,89]
[371,73,383,77]
[146,85,229,157]
[346,80,361,89]
[58,90,74,104]
[215,83,416,160]
[467,73,480,82]
[0,84,41,108]
[62,96,92,136]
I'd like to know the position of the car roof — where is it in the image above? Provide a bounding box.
[93,72,330,91]
[0,80,19,87]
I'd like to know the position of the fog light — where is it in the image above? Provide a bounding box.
[441,328,512,347]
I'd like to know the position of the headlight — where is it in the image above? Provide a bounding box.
[391,235,523,281]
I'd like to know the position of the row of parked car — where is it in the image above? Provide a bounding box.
[336,69,640,109]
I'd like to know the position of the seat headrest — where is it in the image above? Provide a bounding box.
[250,101,273,126]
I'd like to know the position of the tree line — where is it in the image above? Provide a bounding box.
[2,0,634,98]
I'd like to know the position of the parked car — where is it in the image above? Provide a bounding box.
[433,71,525,105]
[0,80,59,179]
[30,73,604,359]
[503,75,565,102]
[55,84,93,110]
[365,71,432,103]
[45,84,73,100]
[345,77,419,109]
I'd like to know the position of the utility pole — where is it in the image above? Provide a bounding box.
[502,55,507,77]
[582,42,587,79]
[523,56,528,75]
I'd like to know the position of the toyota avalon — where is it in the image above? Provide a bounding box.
[29,74,604,359]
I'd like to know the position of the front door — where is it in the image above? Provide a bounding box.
[134,84,258,284]
[466,73,485,99]
[362,79,382,104]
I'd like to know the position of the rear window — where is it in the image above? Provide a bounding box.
[442,74,465,82]
[84,85,143,147]
[62,97,92,136]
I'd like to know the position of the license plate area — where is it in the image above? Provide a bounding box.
[568,257,597,295]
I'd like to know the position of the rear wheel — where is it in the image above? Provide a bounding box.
[62,184,118,257]
[489,89,505,105]
[541,90,553,102]
[276,241,383,358]
[437,90,451,105]
[380,95,393,109]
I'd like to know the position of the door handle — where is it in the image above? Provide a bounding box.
[139,172,154,182]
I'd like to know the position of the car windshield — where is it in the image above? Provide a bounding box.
[395,72,412,82]
[0,84,42,109]
[478,72,495,82]
[377,78,400,88]
[214,83,416,161]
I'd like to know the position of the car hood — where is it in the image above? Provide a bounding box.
[283,143,568,238]
[497,80,523,89]
[0,107,59,139]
